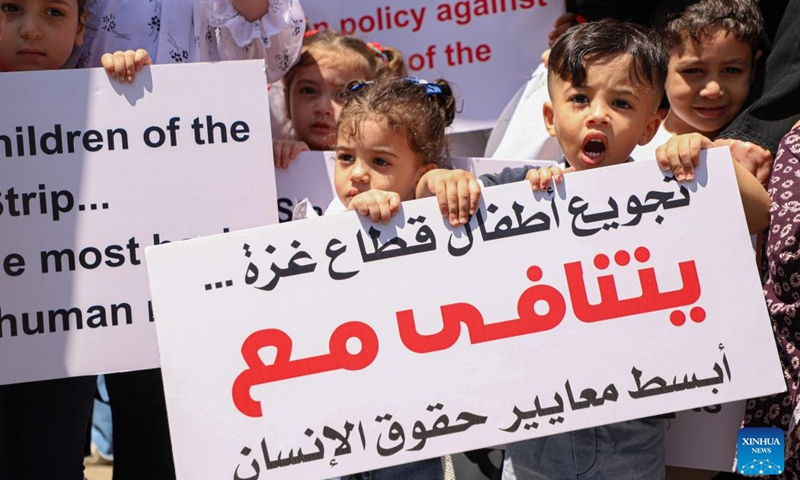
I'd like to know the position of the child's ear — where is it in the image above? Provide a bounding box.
[74,12,88,47]
[638,110,662,146]
[543,101,556,138]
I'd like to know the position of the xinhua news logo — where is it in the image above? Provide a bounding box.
[737,427,784,476]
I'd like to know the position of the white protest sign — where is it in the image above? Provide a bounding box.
[666,401,745,471]
[301,1,564,132]
[147,148,783,479]
[275,151,554,222]
[275,151,336,222]
[0,61,276,384]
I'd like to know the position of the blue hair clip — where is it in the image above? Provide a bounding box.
[402,77,444,96]
[349,81,371,92]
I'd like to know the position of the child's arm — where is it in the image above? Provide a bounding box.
[101,50,152,84]
[712,138,773,187]
[416,169,481,227]
[273,140,309,169]
[347,190,401,224]
[732,159,771,234]
[656,133,770,234]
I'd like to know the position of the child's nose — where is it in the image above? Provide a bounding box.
[314,94,335,117]
[700,80,724,98]
[350,160,369,183]
[586,102,611,125]
[20,16,44,39]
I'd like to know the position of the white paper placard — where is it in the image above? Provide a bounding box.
[300,1,564,132]
[0,60,276,384]
[146,148,784,479]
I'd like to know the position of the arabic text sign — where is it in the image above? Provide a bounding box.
[146,148,783,479]
[300,1,563,131]
[0,60,276,384]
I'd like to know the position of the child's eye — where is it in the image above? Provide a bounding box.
[299,86,316,95]
[681,68,702,75]
[336,153,354,163]
[372,157,390,167]
[723,67,744,74]
[1,4,20,12]
[569,94,589,104]
[612,99,632,109]
[45,8,65,16]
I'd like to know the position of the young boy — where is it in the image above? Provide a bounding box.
[654,0,765,182]
[417,18,770,479]
[662,0,762,139]
[419,19,667,227]
[419,20,670,479]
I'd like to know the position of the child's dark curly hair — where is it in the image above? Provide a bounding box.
[663,0,763,56]
[548,19,669,103]
[337,77,457,169]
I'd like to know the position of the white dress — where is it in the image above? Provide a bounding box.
[66,0,304,82]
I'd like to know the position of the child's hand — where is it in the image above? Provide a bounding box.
[525,165,565,191]
[655,133,713,181]
[416,169,481,227]
[713,138,773,187]
[101,49,152,83]
[347,189,401,224]
[273,140,309,169]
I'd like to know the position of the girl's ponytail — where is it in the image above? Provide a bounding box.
[378,46,407,78]
[431,79,456,127]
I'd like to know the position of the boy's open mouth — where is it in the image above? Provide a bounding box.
[581,134,608,165]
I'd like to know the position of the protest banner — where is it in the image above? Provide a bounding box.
[146,148,784,479]
[0,61,276,384]
[275,151,554,222]
[300,1,564,132]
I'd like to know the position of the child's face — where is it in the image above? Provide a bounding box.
[334,119,434,206]
[288,60,366,150]
[665,30,755,137]
[544,54,661,171]
[0,0,85,71]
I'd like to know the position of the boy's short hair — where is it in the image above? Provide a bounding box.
[663,0,763,55]
[548,19,668,102]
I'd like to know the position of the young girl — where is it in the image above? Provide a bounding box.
[0,0,86,72]
[0,3,96,479]
[317,75,458,480]
[274,29,406,168]
[331,76,454,221]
